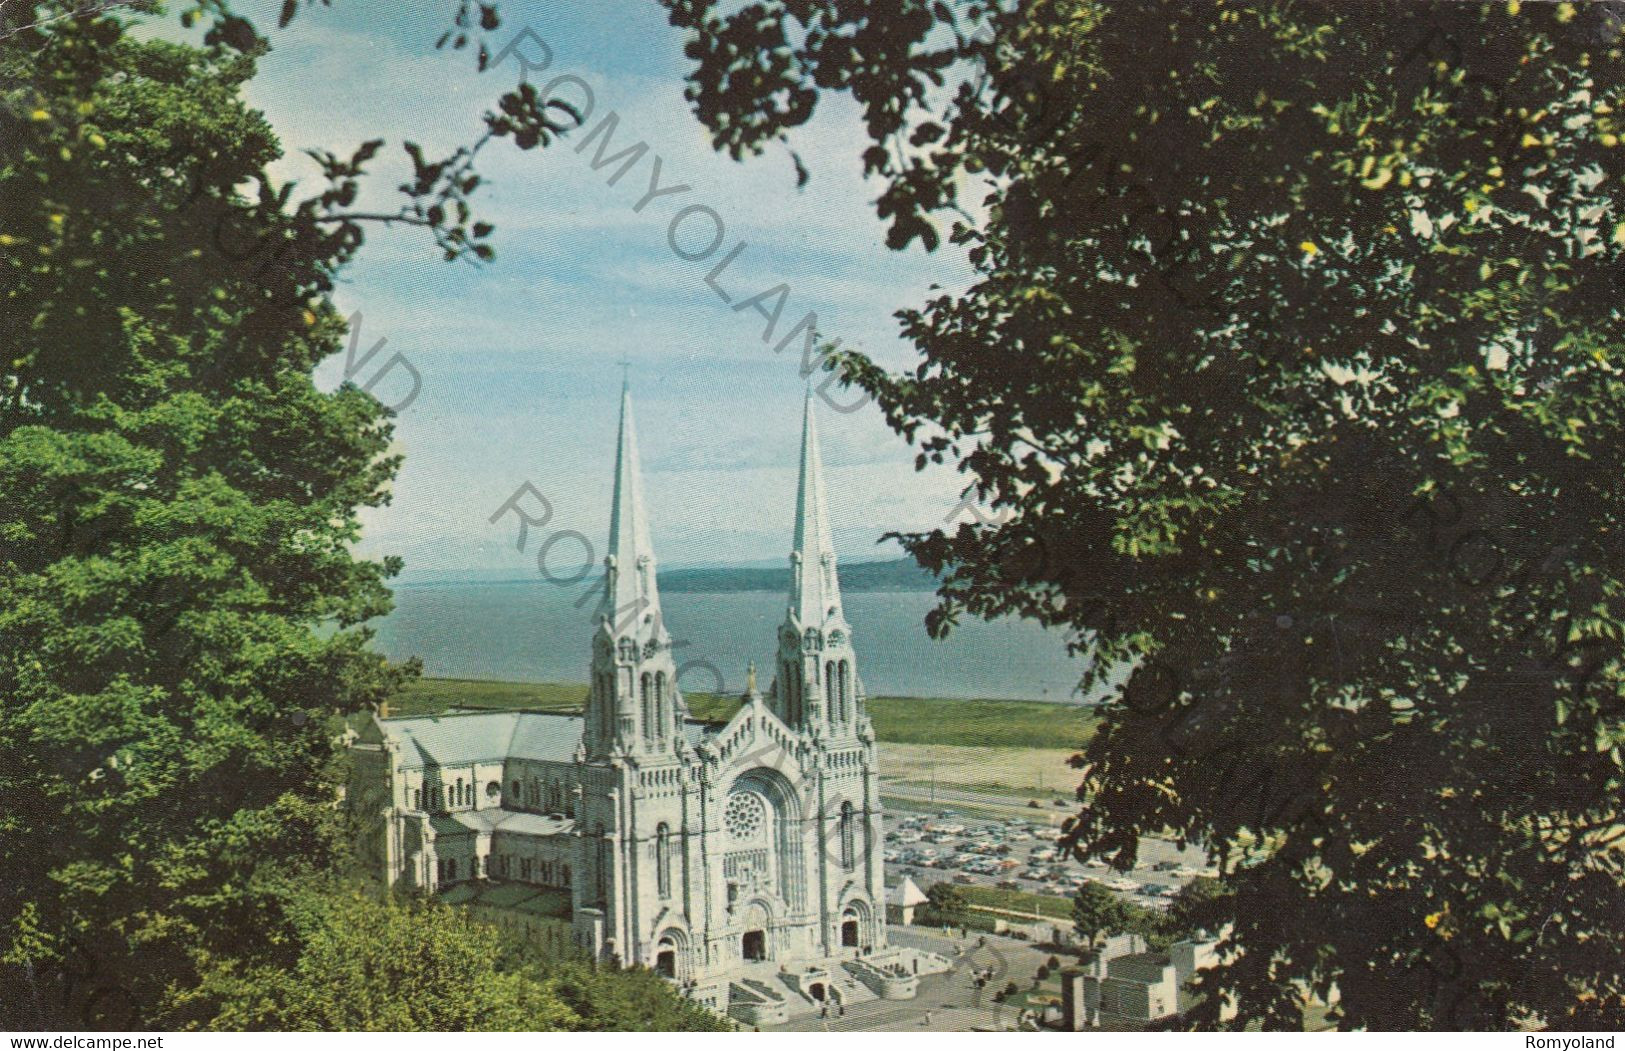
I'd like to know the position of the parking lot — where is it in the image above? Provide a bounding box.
[882,809,1214,914]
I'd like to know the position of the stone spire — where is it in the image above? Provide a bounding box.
[790,387,841,626]
[587,381,680,759]
[772,389,862,738]
[607,380,660,624]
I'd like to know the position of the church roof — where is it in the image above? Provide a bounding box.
[380,710,583,769]
[682,718,721,748]
[507,713,587,763]
[433,808,575,839]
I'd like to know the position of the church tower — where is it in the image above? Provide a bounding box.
[585,383,682,758]
[772,390,866,740]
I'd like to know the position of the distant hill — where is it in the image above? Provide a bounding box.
[395,557,941,592]
[658,557,938,593]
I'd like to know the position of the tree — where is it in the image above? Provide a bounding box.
[168,887,728,1031]
[1071,882,1134,951]
[922,881,969,925]
[172,889,578,1031]
[0,0,568,1029]
[545,959,733,1032]
[1162,877,1233,945]
[664,0,1625,1030]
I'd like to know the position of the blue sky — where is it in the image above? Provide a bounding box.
[185,0,984,577]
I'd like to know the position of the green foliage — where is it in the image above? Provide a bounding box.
[0,1,642,1032]
[174,889,578,1031]
[166,884,728,1031]
[668,0,1625,1029]
[925,881,969,918]
[917,881,1001,930]
[1162,877,1233,943]
[956,882,1071,921]
[1071,882,1136,950]
[544,959,731,1032]
[0,8,410,1026]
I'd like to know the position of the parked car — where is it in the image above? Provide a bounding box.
[953,873,977,885]
[997,879,1023,890]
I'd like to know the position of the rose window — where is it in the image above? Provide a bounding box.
[724,790,769,845]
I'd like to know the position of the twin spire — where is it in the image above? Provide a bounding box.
[606,380,660,626]
[606,383,838,630]
[598,381,860,745]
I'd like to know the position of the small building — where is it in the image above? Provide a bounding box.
[1061,933,1224,1029]
[884,874,928,925]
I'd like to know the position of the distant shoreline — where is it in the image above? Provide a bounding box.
[413,674,1093,709]
[394,556,941,594]
[393,677,1102,750]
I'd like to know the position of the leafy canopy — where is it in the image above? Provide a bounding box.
[663,0,1625,1030]
[0,0,674,1032]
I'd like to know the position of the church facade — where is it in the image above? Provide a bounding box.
[349,387,891,1012]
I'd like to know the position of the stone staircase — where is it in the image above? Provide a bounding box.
[830,969,879,1007]
[727,976,790,1026]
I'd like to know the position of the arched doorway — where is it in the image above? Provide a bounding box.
[840,899,872,952]
[740,900,771,962]
[808,981,826,1002]
[654,928,688,980]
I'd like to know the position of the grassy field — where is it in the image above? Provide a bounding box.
[880,742,1081,796]
[959,883,1074,921]
[390,677,1099,752]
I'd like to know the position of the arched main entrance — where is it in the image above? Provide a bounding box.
[739,901,771,962]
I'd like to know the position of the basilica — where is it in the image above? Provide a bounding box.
[349,386,931,1017]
